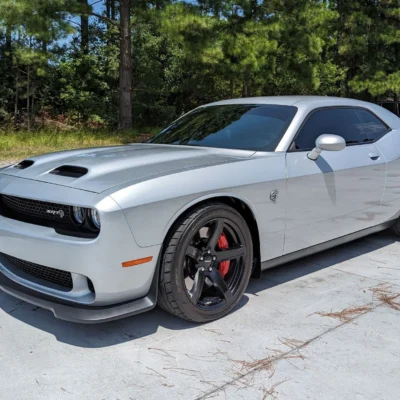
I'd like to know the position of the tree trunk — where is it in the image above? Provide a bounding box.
[14,67,19,128]
[242,69,250,97]
[119,0,133,130]
[5,25,12,64]
[80,0,89,54]
[111,0,116,21]
[106,0,111,19]
[31,88,35,126]
[395,43,400,101]
[27,63,31,130]
[5,25,13,115]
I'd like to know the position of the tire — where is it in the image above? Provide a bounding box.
[391,219,400,236]
[158,202,253,323]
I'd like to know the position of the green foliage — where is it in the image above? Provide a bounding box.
[335,0,400,98]
[0,126,159,160]
[58,52,117,124]
[0,0,399,131]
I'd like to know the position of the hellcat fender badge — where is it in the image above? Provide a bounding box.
[270,189,279,203]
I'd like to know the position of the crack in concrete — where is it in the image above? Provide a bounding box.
[331,266,400,288]
[195,289,396,400]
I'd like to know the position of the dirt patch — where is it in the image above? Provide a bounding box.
[261,381,288,400]
[316,305,373,323]
[315,283,400,324]
[370,283,400,311]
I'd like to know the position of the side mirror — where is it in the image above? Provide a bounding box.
[307,134,346,161]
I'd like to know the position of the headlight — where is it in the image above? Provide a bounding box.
[71,206,100,231]
[89,208,101,230]
[72,206,85,225]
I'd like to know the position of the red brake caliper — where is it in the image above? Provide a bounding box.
[217,233,230,278]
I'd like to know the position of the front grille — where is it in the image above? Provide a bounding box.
[0,195,99,239]
[1,195,72,222]
[6,254,73,291]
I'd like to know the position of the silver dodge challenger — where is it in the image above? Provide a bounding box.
[1,96,400,323]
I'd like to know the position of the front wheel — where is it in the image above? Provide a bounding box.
[390,213,400,236]
[158,202,253,322]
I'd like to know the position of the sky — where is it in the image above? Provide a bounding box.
[60,1,104,45]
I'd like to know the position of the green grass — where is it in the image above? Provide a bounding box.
[0,127,159,161]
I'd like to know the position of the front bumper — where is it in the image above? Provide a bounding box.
[0,267,158,323]
[0,177,162,321]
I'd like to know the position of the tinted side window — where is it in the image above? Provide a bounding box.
[293,108,368,151]
[354,109,389,141]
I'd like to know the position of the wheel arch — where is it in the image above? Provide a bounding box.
[162,194,262,278]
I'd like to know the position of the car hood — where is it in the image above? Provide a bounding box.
[0,144,253,193]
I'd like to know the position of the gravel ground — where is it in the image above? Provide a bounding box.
[1,231,400,399]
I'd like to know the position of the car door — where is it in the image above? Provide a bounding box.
[284,107,387,254]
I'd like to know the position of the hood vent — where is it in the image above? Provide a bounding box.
[14,160,34,170]
[50,165,88,178]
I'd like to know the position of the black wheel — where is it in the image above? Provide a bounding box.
[391,219,400,236]
[158,202,253,322]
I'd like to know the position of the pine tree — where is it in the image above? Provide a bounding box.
[334,0,400,100]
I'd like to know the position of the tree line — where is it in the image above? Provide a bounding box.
[0,0,399,131]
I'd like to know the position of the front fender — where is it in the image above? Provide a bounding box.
[162,192,260,240]
[111,155,287,262]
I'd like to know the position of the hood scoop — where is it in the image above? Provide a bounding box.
[14,160,34,170]
[50,165,88,178]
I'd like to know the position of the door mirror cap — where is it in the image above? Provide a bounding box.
[307,134,346,161]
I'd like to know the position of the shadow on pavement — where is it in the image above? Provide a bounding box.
[0,231,397,348]
[247,231,397,295]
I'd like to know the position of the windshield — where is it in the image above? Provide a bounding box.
[149,104,297,151]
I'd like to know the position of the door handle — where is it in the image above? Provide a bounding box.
[369,153,380,161]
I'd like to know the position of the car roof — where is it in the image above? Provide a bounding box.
[205,96,400,129]
[204,96,372,108]
[201,95,400,137]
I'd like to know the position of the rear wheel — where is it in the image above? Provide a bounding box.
[158,202,253,322]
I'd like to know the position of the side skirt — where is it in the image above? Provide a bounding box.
[261,221,395,271]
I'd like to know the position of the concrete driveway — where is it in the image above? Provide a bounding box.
[1,231,400,400]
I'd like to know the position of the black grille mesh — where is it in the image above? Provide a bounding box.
[0,195,99,238]
[6,254,73,290]
[1,195,72,222]
[4,254,95,293]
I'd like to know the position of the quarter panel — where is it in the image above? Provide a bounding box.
[374,128,400,219]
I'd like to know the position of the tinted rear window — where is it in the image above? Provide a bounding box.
[354,109,390,141]
[149,104,297,151]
